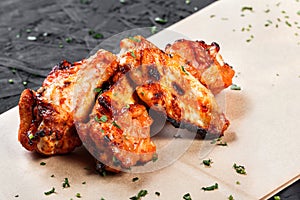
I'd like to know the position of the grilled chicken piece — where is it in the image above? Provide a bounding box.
[165,39,235,94]
[76,69,156,171]
[119,35,229,135]
[18,49,118,155]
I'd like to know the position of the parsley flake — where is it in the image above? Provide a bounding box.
[40,162,46,166]
[132,177,139,182]
[183,193,192,200]
[241,6,253,12]
[76,193,82,198]
[202,159,213,167]
[129,189,148,200]
[228,195,234,200]
[233,163,247,175]
[201,183,218,191]
[62,178,70,188]
[44,187,55,195]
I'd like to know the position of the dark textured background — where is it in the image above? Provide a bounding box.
[0,0,298,199]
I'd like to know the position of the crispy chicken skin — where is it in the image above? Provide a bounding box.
[18,49,118,155]
[119,36,229,135]
[76,69,156,171]
[165,39,235,94]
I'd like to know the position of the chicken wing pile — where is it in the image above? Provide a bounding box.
[18,35,234,172]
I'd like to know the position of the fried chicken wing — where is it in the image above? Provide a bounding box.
[119,36,229,135]
[18,49,118,155]
[165,39,235,94]
[76,69,156,171]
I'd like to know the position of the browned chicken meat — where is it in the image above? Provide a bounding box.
[118,35,230,135]
[18,49,118,155]
[76,74,156,172]
[165,39,235,94]
[18,35,234,172]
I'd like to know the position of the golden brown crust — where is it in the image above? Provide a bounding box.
[165,39,235,94]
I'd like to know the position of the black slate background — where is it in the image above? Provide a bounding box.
[0,0,299,199]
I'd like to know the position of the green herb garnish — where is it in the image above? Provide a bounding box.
[230,84,241,90]
[181,66,189,75]
[94,87,102,93]
[155,192,160,196]
[152,153,158,162]
[236,181,240,185]
[202,159,213,167]
[94,115,101,123]
[132,177,139,182]
[201,183,218,191]
[44,187,55,195]
[100,115,108,123]
[8,79,14,84]
[93,33,104,39]
[28,133,34,140]
[228,195,234,200]
[129,189,148,200]
[297,10,300,16]
[14,194,19,198]
[241,6,253,12]
[233,163,247,175]
[22,81,28,86]
[76,193,81,198]
[82,181,86,184]
[154,17,168,24]
[274,196,281,200]
[112,121,121,129]
[51,174,55,178]
[62,178,70,188]
[130,50,136,58]
[151,26,157,34]
[65,37,72,43]
[40,162,46,166]
[285,21,292,27]
[183,193,192,200]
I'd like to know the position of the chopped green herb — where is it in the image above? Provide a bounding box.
[16,33,21,38]
[276,2,281,7]
[241,6,253,12]
[44,187,55,195]
[217,141,228,146]
[183,193,192,200]
[132,177,139,182]
[93,33,104,39]
[59,43,64,48]
[140,91,145,96]
[129,189,148,200]
[185,0,191,5]
[8,79,14,84]
[88,29,95,35]
[65,37,73,43]
[233,163,247,175]
[265,9,270,13]
[202,159,213,167]
[22,81,28,86]
[151,26,157,34]
[181,66,189,75]
[201,183,218,191]
[281,10,286,14]
[82,181,86,184]
[230,84,241,90]
[14,194,19,198]
[51,174,55,178]
[152,153,158,162]
[274,196,281,200]
[40,162,46,166]
[130,50,136,58]
[94,87,102,93]
[26,28,32,33]
[155,192,160,196]
[76,193,82,198]
[100,115,108,122]
[112,121,121,129]
[128,36,141,43]
[12,68,16,73]
[125,104,130,109]
[236,181,241,185]
[100,198,105,200]
[210,14,216,18]
[28,133,34,140]
[285,21,292,27]
[154,17,168,24]
[62,177,70,188]
[94,115,101,123]
[228,195,234,200]
[120,0,126,3]
[297,10,300,16]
